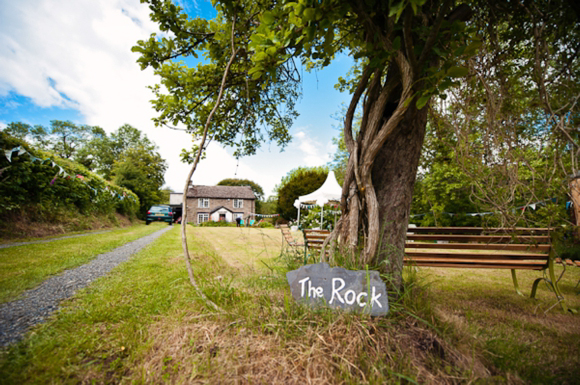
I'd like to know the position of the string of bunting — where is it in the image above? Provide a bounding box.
[3,146,136,203]
[248,213,280,218]
[410,198,559,218]
[299,203,341,210]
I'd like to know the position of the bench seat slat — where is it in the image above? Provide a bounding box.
[405,254,548,264]
[403,261,545,270]
[405,242,550,252]
[405,251,548,260]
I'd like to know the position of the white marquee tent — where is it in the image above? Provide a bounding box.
[293,171,342,228]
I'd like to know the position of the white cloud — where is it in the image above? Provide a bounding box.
[293,129,331,166]
[0,0,201,191]
[0,0,342,197]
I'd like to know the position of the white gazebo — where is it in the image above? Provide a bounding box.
[293,171,342,228]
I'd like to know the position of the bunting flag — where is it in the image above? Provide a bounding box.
[249,213,280,218]
[410,198,557,218]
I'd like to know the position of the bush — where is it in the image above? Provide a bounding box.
[198,220,236,227]
[258,221,274,228]
[0,132,139,218]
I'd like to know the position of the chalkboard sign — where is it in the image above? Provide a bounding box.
[286,262,389,316]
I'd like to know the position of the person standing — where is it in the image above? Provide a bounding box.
[235,217,241,227]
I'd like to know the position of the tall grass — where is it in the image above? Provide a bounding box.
[0,226,578,383]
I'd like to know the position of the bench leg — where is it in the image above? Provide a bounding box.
[511,269,524,296]
[547,258,573,313]
[530,259,575,314]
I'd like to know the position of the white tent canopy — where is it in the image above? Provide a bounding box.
[293,171,342,228]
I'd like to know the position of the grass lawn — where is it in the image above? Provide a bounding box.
[0,222,168,304]
[0,224,579,384]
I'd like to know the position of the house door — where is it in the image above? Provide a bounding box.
[219,213,226,221]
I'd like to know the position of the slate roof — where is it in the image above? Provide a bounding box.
[187,185,256,200]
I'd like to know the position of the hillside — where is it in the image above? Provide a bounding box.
[0,132,139,240]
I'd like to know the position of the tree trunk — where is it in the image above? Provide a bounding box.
[371,104,428,288]
[570,177,580,237]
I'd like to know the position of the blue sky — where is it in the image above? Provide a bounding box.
[0,0,354,197]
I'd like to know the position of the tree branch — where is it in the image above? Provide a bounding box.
[181,17,242,313]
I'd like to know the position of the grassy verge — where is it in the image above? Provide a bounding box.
[416,264,580,384]
[0,226,579,383]
[0,222,168,304]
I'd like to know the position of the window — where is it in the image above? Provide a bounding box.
[197,213,209,224]
[233,199,243,208]
[198,198,209,208]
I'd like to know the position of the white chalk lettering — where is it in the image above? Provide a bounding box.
[308,280,324,298]
[298,277,309,298]
[356,292,367,307]
[371,286,382,308]
[329,278,345,304]
[344,290,356,305]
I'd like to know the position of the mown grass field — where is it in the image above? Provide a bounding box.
[0,222,167,304]
[0,225,579,384]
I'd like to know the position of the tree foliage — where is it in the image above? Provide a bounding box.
[112,145,167,218]
[217,178,264,200]
[133,0,300,159]
[425,0,580,230]
[2,120,99,159]
[276,166,328,220]
[76,124,156,180]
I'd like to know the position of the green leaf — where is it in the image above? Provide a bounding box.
[447,66,469,78]
[251,70,263,80]
[262,11,275,25]
[464,41,483,56]
[416,94,430,109]
[392,36,401,51]
[303,8,316,21]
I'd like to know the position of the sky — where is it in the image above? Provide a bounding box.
[0,0,354,198]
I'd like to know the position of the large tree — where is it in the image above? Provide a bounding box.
[135,0,477,289]
[112,145,168,218]
[76,124,156,180]
[276,166,328,220]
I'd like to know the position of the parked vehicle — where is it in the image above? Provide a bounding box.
[146,205,173,225]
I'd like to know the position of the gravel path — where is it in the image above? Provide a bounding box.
[0,226,173,346]
[0,230,115,249]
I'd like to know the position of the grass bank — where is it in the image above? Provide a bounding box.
[0,225,579,383]
[0,222,168,304]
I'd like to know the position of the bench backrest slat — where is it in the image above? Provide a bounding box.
[408,227,552,235]
[406,234,550,243]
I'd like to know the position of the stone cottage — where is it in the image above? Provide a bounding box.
[186,185,256,224]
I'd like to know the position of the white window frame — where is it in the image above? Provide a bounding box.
[198,198,209,208]
[233,199,243,208]
[197,213,209,224]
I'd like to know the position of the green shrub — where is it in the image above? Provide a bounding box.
[198,220,236,227]
[258,221,274,228]
[0,132,139,218]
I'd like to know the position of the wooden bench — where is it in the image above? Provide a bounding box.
[302,226,572,312]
